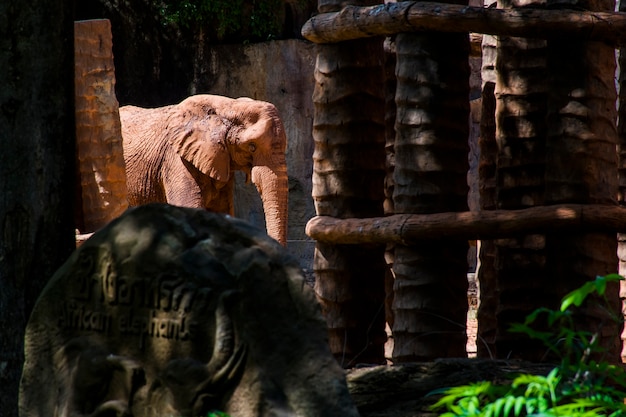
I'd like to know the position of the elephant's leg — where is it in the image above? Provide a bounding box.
[162,156,204,208]
[203,178,234,216]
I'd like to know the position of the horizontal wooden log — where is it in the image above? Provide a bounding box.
[302,1,626,45]
[305,204,626,244]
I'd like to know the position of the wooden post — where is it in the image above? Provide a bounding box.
[618,0,626,363]
[489,0,550,361]
[544,0,621,363]
[383,36,397,331]
[312,0,388,367]
[391,1,470,361]
[476,28,498,359]
[74,20,128,235]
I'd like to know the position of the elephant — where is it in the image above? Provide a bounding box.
[119,94,288,245]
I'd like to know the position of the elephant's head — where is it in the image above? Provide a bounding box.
[167,95,289,245]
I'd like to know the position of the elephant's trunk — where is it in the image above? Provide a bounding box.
[251,157,288,246]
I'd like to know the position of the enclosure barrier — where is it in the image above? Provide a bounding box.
[302,1,626,244]
[304,0,626,366]
[307,204,626,244]
[303,1,626,254]
[302,2,626,45]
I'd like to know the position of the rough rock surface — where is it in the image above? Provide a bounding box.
[20,204,358,417]
[347,359,554,417]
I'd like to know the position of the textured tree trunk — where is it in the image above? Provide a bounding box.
[492,0,550,361]
[384,36,397,331]
[312,0,387,367]
[476,29,499,359]
[391,20,470,361]
[0,2,76,416]
[618,0,626,362]
[74,19,128,235]
[544,0,621,363]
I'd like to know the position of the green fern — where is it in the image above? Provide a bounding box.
[206,412,230,417]
[430,274,626,417]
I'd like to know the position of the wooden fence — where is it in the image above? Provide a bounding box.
[303,0,626,365]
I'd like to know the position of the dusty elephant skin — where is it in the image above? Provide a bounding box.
[19,204,358,417]
[120,94,289,245]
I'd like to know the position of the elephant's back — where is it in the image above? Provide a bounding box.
[119,105,172,140]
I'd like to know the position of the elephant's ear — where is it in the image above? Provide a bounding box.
[168,118,231,183]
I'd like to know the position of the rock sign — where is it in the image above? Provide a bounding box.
[19,204,359,417]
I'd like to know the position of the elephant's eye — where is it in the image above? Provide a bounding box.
[248,143,257,153]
